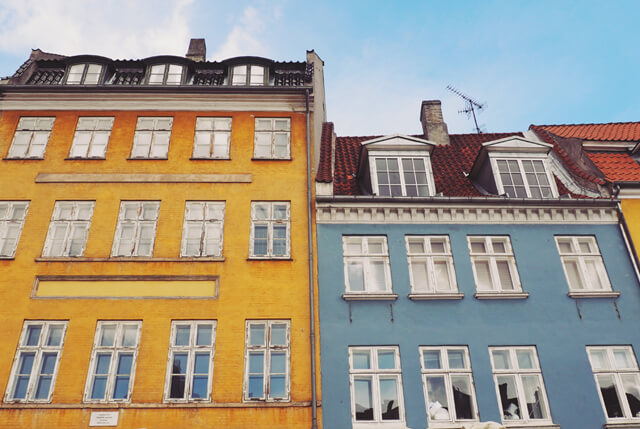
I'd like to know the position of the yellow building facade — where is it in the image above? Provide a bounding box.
[0,41,324,428]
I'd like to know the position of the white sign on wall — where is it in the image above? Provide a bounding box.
[89,411,119,427]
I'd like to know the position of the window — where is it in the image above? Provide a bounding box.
[406,236,458,296]
[587,346,640,421]
[343,236,392,294]
[84,321,141,402]
[0,201,29,258]
[5,321,67,402]
[181,202,225,257]
[489,347,552,424]
[372,156,432,197]
[254,118,290,159]
[69,117,114,158]
[7,117,55,159]
[468,236,523,295]
[249,202,290,258]
[244,320,290,401]
[130,117,173,159]
[66,63,102,85]
[349,346,405,424]
[192,117,232,159]
[231,65,265,86]
[42,201,94,257]
[420,346,478,424]
[148,64,183,85]
[555,236,613,294]
[164,321,216,402]
[111,201,160,257]
[494,158,554,198]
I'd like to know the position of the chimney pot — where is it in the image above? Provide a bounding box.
[420,100,450,145]
[186,38,206,62]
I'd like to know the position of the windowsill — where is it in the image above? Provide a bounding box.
[352,422,409,429]
[342,293,399,301]
[3,157,44,160]
[424,422,478,429]
[0,400,312,409]
[251,157,292,161]
[474,291,529,300]
[408,292,464,300]
[604,421,640,429]
[0,257,15,260]
[190,157,231,161]
[35,257,225,262]
[65,157,106,160]
[501,423,560,429]
[247,257,293,261]
[568,291,620,299]
[126,157,168,160]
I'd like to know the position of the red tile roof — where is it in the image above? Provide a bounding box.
[586,152,640,182]
[316,122,334,183]
[538,122,640,142]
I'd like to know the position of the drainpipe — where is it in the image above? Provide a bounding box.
[305,88,318,429]
[615,193,640,285]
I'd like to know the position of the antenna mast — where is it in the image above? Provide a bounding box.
[446,85,486,134]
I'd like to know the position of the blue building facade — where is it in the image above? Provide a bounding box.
[314,103,640,429]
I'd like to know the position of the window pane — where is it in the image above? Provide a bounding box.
[585,260,605,290]
[34,375,52,400]
[516,350,535,369]
[194,352,210,374]
[426,375,450,420]
[270,352,286,374]
[369,261,387,292]
[121,325,138,347]
[354,378,374,421]
[496,261,515,290]
[475,260,493,290]
[91,376,108,399]
[451,375,475,420]
[497,375,521,420]
[411,261,429,291]
[434,261,452,291]
[522,375,548,419]
[47,326,64,347]
[270,375,286,398]
[270,324,287,346]
[14,353,35,398]
[448,350,466,369]
[192,376,208,399]
[377,350,395,370]
[347,261,365,292]
[589,349,610,370]
[423,350,441,369]
[380,378,400,420]
[597,374,624,418]
[621,374,640,417]
[352,351,371,370]
[470,241,486,253]
[100,325,116,346]
[408,239,425,254]
[175,326,190,346]
[25,325,42,346]
[564,260,584,290]
[249,324,265,346]
[196,325,212,346]
[492,350,512,369]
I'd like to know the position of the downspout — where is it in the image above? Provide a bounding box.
[305,88,318,429]
[615,189,640,285]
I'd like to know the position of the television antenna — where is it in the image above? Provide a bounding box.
[446,85,486,134]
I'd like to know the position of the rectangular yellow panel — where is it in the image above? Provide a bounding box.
[34,278,218,298]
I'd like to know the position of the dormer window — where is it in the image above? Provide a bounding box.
[231,65,265,86]
[148,64,184,85]
[66,64,102,85]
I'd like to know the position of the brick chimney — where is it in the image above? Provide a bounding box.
[186,38,206,62]
[420,100,450,145]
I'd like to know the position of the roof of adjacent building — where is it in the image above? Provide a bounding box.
[586,152,640,182]
[537,122,640,142]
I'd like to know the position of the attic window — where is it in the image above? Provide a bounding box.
[66,64,102,85]
[372,156,431,197]
[231,65,265,86]
[493,158,555,198]
[148,64,184,85]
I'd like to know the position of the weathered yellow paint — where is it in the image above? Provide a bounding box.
[35,279,218,298]
[0,108,320,428]
[621,199,640,250]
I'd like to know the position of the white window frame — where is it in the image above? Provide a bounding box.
[0,201,29,258]
[249,202,291,259]
[555,236,613,295]
[420,346,479,425]
[243,320,290,402]
[42,201,95,257]
[348,346,406,426]
[370,151,435,197]
[163,321,216,402]
[147,64,184,85]
[587,345,640,422]
[406,236,459,298]
[130,117,173,159]
[192,117,232,159]
[7,117,55,159]
[83,321,142,403]
[111,201,160,257]
[180,202,225,257]
[489,154,557,199]
[65,63,103,85]
[4,321,68,403]
[253,118,291,159]
[468,236,524,297]
[342,236,393,297]
[231,65,266,86]
[68,117,114,158]
[489,346,553,425]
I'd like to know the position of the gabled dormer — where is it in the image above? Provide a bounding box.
[358,134,436,197]
[469,136,558,198]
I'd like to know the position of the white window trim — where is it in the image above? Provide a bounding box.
[253,117,291,160]
[555,236,614,297]
[180,202,225,258]
[587,345,640,423]
[83,321,142,403]
[7,117,55,159]
[243,320,291,402]
[405,235,459,298]
[348,346,406,426]
[342,236,393,298]
[42,201,95,257]
[147,64,184,85]
[420,346,479,426]
[489,153,558,199]
[0,201,29,259]
[192,117,232,159]
[231,64,267,86]
[249,202,291,259]
[163,320,217,403]
[130,117,173,159]
[369,150,435,197]
[468,236,524,297]
[68,117,114,159]
[65,63,103,85]
[4,321,68,403]
[489,346,553,425]
[111,201,160,257]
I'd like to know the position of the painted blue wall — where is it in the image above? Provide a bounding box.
[317,223,640,429]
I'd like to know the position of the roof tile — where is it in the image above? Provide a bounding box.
[586,152,640,182]
[538,122,640,142]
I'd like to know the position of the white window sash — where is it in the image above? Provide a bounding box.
[249,202,290,258]
[0,202,29,258]
[111,202,159,257]
[131,118,173,159]
[469,237,521,292]
[556,236,612,292]
[253,118,291,159]
[491,156,557,198]
[8,118,55,159]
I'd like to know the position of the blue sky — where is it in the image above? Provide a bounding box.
[0,0,638,136]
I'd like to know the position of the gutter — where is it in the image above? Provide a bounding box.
[0,85,312,95]
[614,188,640,284]
[305,88,318,429]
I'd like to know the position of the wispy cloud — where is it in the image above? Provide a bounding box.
[210,5,277,61]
